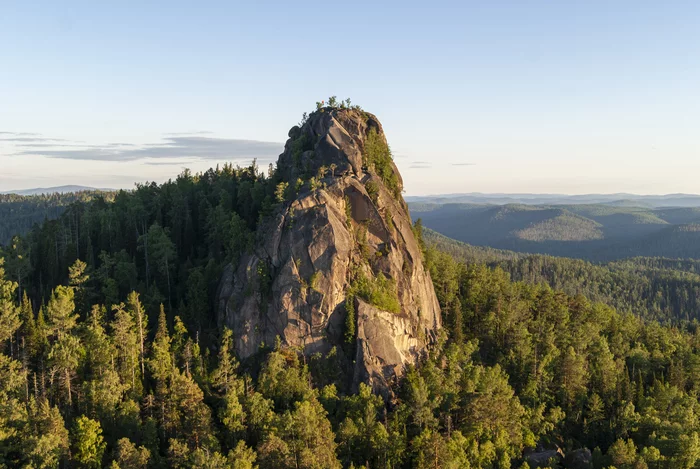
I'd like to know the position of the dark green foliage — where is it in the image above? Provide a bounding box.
[355,223,371,261]
[308,271,319,290]
[384,210,394,231]
[275,181,289,203]
[316,96,361,112]
[0,162,274,334]
[364,129,400,199]
[291,133,313,171]
[425,228,700,323]
[5,220,700,467]
[344,294,355,344]
[72,415,107,468]
[365,181,380,204]
[350,270,401,314]
[420,230,700,468]
[344,196,353,228]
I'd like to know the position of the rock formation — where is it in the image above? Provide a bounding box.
[217,106,441,395]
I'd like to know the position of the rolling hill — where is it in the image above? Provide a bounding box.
[411,202,700,260]
[423,228,700,322]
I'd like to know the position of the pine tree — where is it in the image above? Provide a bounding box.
[0,261,20,348]
[48,334,83,408]
[71,415,106,468]
[140,224,176,309]
[46,286,77,340]
[23,397,69,468]
[68,259,90,316]
[211,328,239,394]
[83,305,125,419]
[0,352,28,467]
[126,291,148,377]
[111,303,141,396]
[113,437,150,469]
[258,398,341,469]
[228,440,258,469]
[149,305,172,384]
[18,292,35,356]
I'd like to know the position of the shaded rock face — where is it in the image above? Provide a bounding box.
[525,449,564,468]
[564,448,593,469]
[217,108,441,395]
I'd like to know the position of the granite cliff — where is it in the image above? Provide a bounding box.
[217,106,441,395]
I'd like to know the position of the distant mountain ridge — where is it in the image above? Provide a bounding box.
[407,192,700,208]
[410,201,700,261]
[1,185,114,196]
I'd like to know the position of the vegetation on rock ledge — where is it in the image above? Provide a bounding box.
[364,129,401,199]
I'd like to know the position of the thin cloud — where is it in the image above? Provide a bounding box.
[143,160,198,166]
[1,137,74,143]
[164,131,215,136]
[16,136,284,162]
[0,131,40,136]
[409,160,433,169]
[18,143,98,148]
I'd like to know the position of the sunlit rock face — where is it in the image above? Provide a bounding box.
[217,107,441,396]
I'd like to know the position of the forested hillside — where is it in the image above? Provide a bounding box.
[0,163,276,343]
[0,191,111,246]
[3,221,700,467]
[411,202,700,260]
[424,229,700,324]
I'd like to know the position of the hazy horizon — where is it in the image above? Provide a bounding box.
[4,181,700,200]
[3,2,700,194]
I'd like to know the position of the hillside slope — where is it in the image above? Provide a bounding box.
[423,228,700,322]
[412,202,700,260]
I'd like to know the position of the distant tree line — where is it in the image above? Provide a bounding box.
[0,191,110,246]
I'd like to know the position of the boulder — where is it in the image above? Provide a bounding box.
[564,448,593,469]
[525,449,564,467]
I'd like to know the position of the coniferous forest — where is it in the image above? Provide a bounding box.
[5,0,700,465]
[425,229,700,324]
[2,157,700,468]
[0,191,111,246]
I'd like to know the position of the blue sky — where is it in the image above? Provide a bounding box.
[1,1,699,194]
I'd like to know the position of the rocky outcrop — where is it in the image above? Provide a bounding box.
[564,448,593,469]
[525,449,564,468]
[217,107,441,395]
